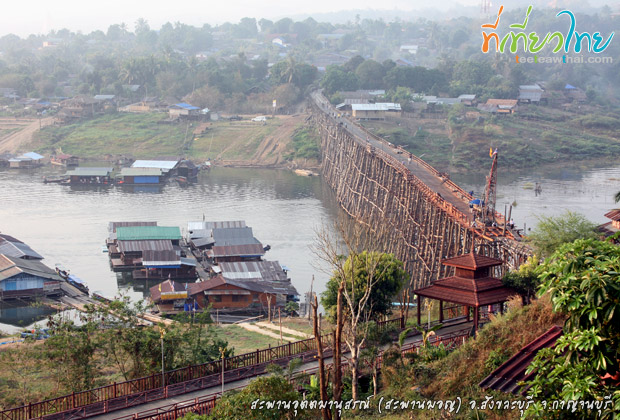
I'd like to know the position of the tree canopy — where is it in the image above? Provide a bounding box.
[321,251,406,322]
[526,239,620,418]
[527,211,598,257]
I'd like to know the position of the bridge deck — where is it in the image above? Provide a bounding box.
[312,92,519,242]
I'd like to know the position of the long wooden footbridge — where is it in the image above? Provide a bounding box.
[310,91,530,288]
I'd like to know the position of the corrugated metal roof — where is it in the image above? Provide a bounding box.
[0,234,23,243]
[131,160,179,170]
[117,240,174,253]
[19,152,44,160]
[352,103,401,111]
[458,94,476,100]
[479,326,563,395]
[219,261,288,282]
[212,227,261,246]
[191,237,215,248]
[209,244,265,258]
[120,167,163,176]
[65,167,114,177]
[604,209,620,221]
[171,103,200,110]
[0,254,61,282]
[149,279,186,301]
[0,240,44,260]
[116,226,181,241]
[226,278,298,295]
[109,222,158,233]
[187,220,246,231]
[518,90,543,101]
[142,250,180,266]
[188,229,211,239]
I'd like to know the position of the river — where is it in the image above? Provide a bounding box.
[0,166,339,332]
[1,163,619,332]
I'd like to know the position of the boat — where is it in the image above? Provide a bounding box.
[43,176,70,184]
[55,265,89,295]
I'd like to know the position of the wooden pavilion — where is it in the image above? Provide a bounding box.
[414,252,516,333]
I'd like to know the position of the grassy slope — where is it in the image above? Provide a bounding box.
[346,296,565,420]
[362,105,620,174]
[26,113,299,163]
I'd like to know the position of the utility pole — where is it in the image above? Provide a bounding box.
[219,346,227,395]
[160,327,165,388]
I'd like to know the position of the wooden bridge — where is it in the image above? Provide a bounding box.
[310,91,530,289]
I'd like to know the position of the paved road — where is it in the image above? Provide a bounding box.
[310,92,474,222]
[89,320,472,420]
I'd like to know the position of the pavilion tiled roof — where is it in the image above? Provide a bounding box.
[415,276,516,306]
[441,253,504,270]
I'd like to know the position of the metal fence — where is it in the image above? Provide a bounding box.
[0,317,403,420]
[109,326,472,420]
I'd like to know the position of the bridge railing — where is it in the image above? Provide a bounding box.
[0,316,403,420]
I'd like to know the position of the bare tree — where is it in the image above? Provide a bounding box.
[312,217,398,402]
[311,295,331,420]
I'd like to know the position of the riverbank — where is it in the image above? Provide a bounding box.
[19,112,320,170]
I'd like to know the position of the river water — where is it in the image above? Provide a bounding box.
[1,163,619,332]
[0,166,339,332]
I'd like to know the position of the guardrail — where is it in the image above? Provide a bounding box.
[109,326,472,420]
[0,317,403,420]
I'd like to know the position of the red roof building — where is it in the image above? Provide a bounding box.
[414,252,516,332]
[598,209,620,241]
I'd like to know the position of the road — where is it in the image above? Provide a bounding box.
[0,117,54,153]
[88,320,472,420]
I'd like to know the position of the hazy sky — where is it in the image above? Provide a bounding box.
[0,0,479,38]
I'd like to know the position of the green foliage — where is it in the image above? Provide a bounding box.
[321,252,406,322]
[526,239,620,418]
[44,307,101,391]
[502,255,541,304]
[320,65,359,95]
[286,126,320,161]
[206,375,312,420]
[527,211,598,257]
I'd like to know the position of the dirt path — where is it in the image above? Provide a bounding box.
[254,321,312,338]
[250,115,304,165]
[0,117,54,154]
[236,322,299,342]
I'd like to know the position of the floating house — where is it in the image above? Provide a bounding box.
[119,167,164,185]
[0,234,44,260]
[133,249,197,281]
[0,254,63,299]
[130,160,179,174]
[109,225,182,270]
[150,274,297,314]
[9,152,44,168]
[65,167,114,184]
[50,153,79,167]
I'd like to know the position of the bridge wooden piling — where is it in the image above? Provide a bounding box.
[310,94,530,289]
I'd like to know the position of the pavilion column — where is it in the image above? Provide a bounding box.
[466,306,470,322]
[417,295,421,326]
[500,301,504,314]
[439,300,444,323]
[473,306,479,334]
